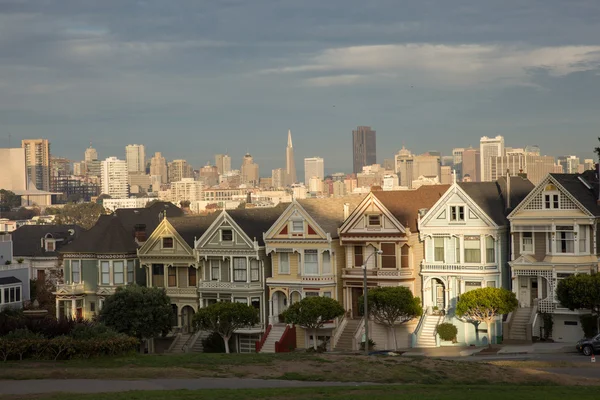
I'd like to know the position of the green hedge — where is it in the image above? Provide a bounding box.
[436,323,458,342]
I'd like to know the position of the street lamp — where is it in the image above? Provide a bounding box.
[363,249,383,356]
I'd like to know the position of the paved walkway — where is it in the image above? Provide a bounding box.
[400,342,577,358]
[0,379,371,395]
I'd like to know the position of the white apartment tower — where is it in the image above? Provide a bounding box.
[304,157,325,184]
[101,157,129,198]
[286,130,297,186]
[215,154,232,175]
[480,135,505,182]
[22,139,51,191]
[125,144,146,173]
[84,144,98,163]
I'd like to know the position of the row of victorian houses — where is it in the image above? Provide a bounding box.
[6,169,600,352]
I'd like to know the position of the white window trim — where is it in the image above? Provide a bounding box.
[520,232,535,255]
[304,250,319,276]
[0,284,22,304]
[366,213,382,227]
[278,252,290,275]
[71,260,82,284]
[578,225,589,254]
[210,260,220,281]
[221,229,233,242]
[162,236,175,249]
[554,226,576,255]
[113,260,125,285]
[543,191,560,210]
[449,205,465,223]
[433,236,445,263]
[100,260,111,285]
[291,220,304,233]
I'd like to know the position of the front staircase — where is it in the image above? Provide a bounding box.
[506,307,532,342]
[416,315,443,348]
[168,333,192,354]
[334,319,361,351]
[259,324,287,353]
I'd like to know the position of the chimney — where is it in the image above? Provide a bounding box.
[343,203,350,220]
[506,169,511,210]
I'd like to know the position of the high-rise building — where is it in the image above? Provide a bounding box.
[0,148,27,192]
[22,139,51,191]
[480,136,505,182]
[414,153,442,180]
[86,160,102,178]
[84,144,98,163]
[200,163,219,187]
[452,148,464,180]
[168,159,193,183]
[489,153,526,181]
[125,144,146,173]
[215,154,232,175]
[286,130,297,186]
[50,156,72,192]
[440,166,453,185]
[101,157,129,198]
[462,147,480,182]
[584,159,595,171]
[304,157,325,184]
[558,155,580,174]
[524,155,555,185]
[241,153,259,187]
[150,152,168,184]
[332,180,346,197]
[352,126,376,174]
[272,168,285,189]
[171,178,204,203]
[524,145,541,156]
[394,146,414,188]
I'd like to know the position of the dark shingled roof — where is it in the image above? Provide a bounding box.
[298,196,365,237]
[459,176,534,226]
[550,171,600,216]
[116,201,184,239]
[0,277,22,285]
[373,185,451,232]
[60,215,138,254]
[168,213,221,248]
[227,204,289,246]
[11,225,83,257]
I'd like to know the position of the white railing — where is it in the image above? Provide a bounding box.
[166,287,198,296]
[332,314,347,349]
[353,317,365,351]
[302,276,335,283]
[197,281,263,290]
[56,282,85,294]
[421,263,497,271]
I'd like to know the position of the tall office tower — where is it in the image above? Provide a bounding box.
[171,178,204,203]
[0,148,27,192]
[125,144,146,173]
[414,153,442,180]
[489,153,526,181]
[352,126,376,174]
[215,154,232,175]
[286,130,297,186]
[199,163,219,187]
[557,155,580,173]
[440,166,453,184]
[525,155,555,185]
[554,163,564,173]
[272,168,285,189]
[480,135,505,182]
[22,139,51,191]
[394,146,414,188]
[462,147,480,182]
[241,153,259,187]
[101,157,129,198]
[150,152,168,184]
[452,148,464,180]
[168,159,193,183]
[304,157,325,184]
[86,160,102,177]
[584,159,595,171]
[383,158,394,171]
[84,144,98,163]
[524,145,541,156]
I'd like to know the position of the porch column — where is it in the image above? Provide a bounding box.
[55,299,60,319]
[71,298,76,318]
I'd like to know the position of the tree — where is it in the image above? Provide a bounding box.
[556,273,600,334]
[595,137,600,162]
[193,302,259,354]
[0,189,21,212]
[360,287,422,350]
[55,202,105,230]
[99,286,172,346]
[283,296,345,350]
[455,287,517,347]
[95,194,111,206]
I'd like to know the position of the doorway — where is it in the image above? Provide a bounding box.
[351,287,363,318]
[431,278,445,311]
[518,276,537,307]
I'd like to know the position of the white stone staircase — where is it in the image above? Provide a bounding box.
[259,325,287,353]
[416,315,443,348]
[507,307,532,342]
[334,319,361,351]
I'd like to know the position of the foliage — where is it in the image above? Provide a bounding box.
[456,287,517,346]
[556,273,600,333]
[201,331,233,353]
[96,194,112,205]
[54,202,105,230]
[0,311,87,338]
[193,302,259,354]
[0,189,21,211]
[437,323,458,342]
[99,285,173,341]
[540,313,553,340]
[580,314,598,338]
[70,322,119,340]
[27,269,63,316]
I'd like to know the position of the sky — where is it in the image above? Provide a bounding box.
[1,0,599,174]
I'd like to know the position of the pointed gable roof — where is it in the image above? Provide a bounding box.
[11,224,83,257]
[168,213,221,247]
[549,171,600,216]
[226,204,289,246]
[115,201,184,238]
[297,195,365,237]
[371,185,451,231]
[60,215,138,254]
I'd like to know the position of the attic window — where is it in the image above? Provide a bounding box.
[368,215,381,227]
[46,241,55,252]
[162,237,174,249]
[222,229,233,242]
[292,220,303,233]
[544,193,559,209]
[450,206,465,222]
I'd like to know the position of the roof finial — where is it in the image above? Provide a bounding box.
[453,169,457,184]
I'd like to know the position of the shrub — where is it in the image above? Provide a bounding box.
[70,322,118,340]
[580,314,598,338]
[202,332,233,353]
[437,323,458,342]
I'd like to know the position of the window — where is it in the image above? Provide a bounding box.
[221,229,233,242]
[168,267,177,287]
[233,258,247,282]
[434,237,445,262]
[354,246,363,266]
[579,226,588,253]
[162,237,174,248]
[100,261,110,285]
[234,297,248,304]
[487,281,496,288]
[464,236,481,263]
[401,245,409,268]
[251,297,260,311]
[454,237,460,263]
[46,241,55,251]
[544,193,559,209]
[521,232,533,253]
[381,243,396,268]
[188,267,197,287]
[211,260,220,281]
[250,259,260,282]
[323,292,332,298]
[292,220,303,233]
[127,260,135,283]
[3,286,21,303]
[72,260,81,284]
[465,281,481,292]
[368,214,381,226]
[90,301,96,313]
[450,206,465,222]
[304,250,318,275]
[113,261,124,285]
[305,291,319,297]
[279,253,290,274]
[557,226,575,253]
[486,236,495,263]
[322,251,331,274]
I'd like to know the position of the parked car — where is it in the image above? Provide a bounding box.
[575,334,600,356]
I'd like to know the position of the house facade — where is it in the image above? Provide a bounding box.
[507,171,600,342]
[0,267,30,311]
[418,177,533,346]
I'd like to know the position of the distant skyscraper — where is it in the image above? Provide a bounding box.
[304,157,325,184]
[490,153,525,181]
[525,155,555,185]
[150,152,168,184]
[286,130,297,186]
[462,147,480,182]
[272,168,285,189]
[84,144,98,163]
[524,145,541,156]
[584,159,595,171]
[101,157,129,198]
[558,155,580,173]
[168,159,193,183]
[352,126,376,174]
[480,136,505,182]
[241,153,259,187]
[452,148,464,180]
[22,139,51,191]
[215,154,232,175]
[125,144,146,173]
[394,146,414,188]
[200,163,219,187]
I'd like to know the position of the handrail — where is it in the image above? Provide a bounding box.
[182,330,201,353]
[332,314,347,349]
[526,304,538,342]
[353,317,365,351]
[255,324,272,353]
[411,313,427,347]
[166,332,181,353]
[275,325,296,353]
[503,311,514,341]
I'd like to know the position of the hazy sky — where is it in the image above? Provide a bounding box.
[1,0,598,174]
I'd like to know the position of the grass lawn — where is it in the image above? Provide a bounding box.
[3,386,598,400]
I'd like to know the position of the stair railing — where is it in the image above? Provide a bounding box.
[166,332,181,353]
[182,329,202,353]
[352,317,365,351]
[526,303,538,342]
[331,314,347,349]
[411,314,427,348]
[255,324,272,353]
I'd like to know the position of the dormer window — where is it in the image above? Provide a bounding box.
[162,237,174,249]
[292,220,304,233]
[46,240,55,251]
[368,214,381,227]
[543,184,560,209]
[450,206,465,222]
[221,229,233,242]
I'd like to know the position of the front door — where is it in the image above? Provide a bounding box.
[519,276,530,307]
[351,288,363,318]
[436,282,445,310]
[530,278,538,305]
[37,269,45,282]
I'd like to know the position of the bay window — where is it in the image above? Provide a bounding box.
[168,266,176,287]
[557,226,575,253]
[279,253,290,274]
[113,261,124,285]
[211,260,220,281]
[188,267,197,287]
[127,260,135,283]
[454,237,460,263]
[579,226,588,253]
[486,236,495,263]
[233,258,247,282]
[100,261,109,285]
[521,232,533,253]
[400,245,409,268]
[381,243,396,268]
[250,259,260,282]
[304,250,318,275]
[434,237,445,262]
[72,260,81,284]
[354,246,363,267]
[464,236,481,263]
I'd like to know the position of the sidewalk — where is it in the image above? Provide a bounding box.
[400,342,577,357]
